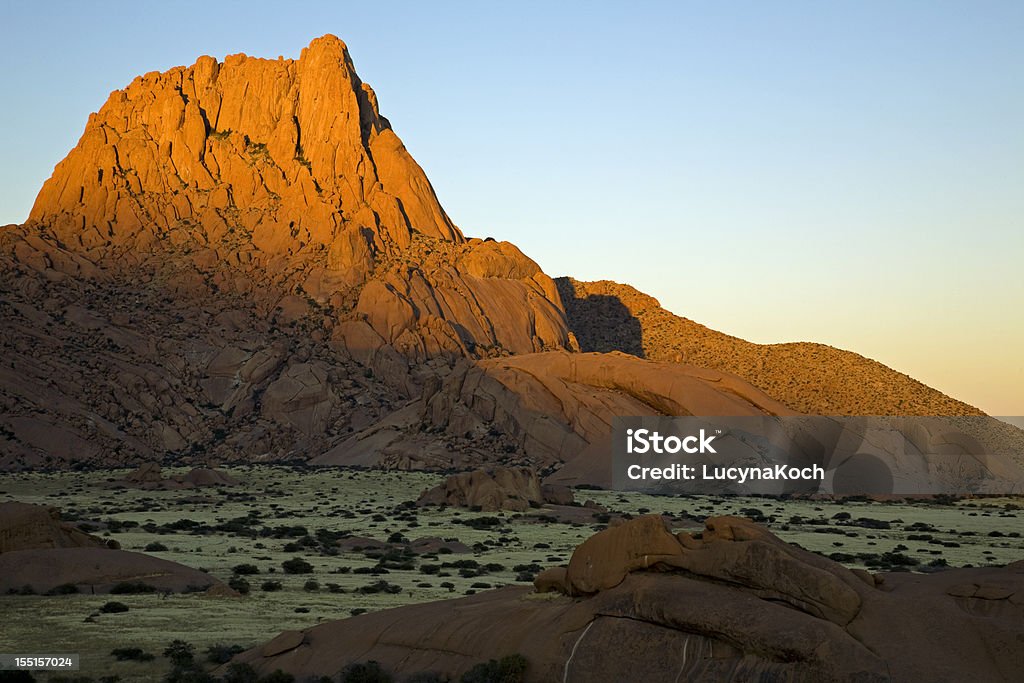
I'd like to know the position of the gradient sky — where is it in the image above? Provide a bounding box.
[1,1,1021,415]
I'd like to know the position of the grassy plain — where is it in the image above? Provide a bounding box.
[1,466,1021,681]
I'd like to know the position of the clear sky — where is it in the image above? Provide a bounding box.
[1,1,1021,416]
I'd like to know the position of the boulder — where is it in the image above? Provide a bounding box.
[0,547,233,595]
[179,467,239,488]
[124,462,164,485]
[0,502,114,553]
[565,515,684,593]
[416,467,544,512]
[119,464,239,490]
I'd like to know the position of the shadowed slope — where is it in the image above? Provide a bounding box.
[557,277,982,416]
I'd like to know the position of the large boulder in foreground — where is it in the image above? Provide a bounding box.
[0,547,233,595]
[0,502,115,553]
[231,515,1024,682]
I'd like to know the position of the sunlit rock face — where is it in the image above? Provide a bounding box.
[1,36,572,469]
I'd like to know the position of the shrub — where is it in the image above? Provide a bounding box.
[111,647,154,662]
[46,583,80,595]
[228,576,251,595]
[233,564,260,575]
[164,667,216,683]
[163,640,195,666]
[99,601,129,614]
[460,655,528,683]
[220,664,258,683]
[110,581,157,594]
[260,580,283,592]
[339,661,393,683]
[145,542,169,552]
[358,580,402,595]
[303,580,319,592]
[258,672,294,683]
[205,644,244,664]
[281,558,313,574]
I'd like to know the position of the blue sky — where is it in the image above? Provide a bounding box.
[1,1,1021,414]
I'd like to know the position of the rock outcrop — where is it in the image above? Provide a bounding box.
[0,36,570,470]
[418,351,796,484]
[231,515,1024,682]
[121,463,239,489]
[24,32,569,366]
[0,547,232,595]
[318,350,795,480]
[416,466,571,511]
[0,502,115,553]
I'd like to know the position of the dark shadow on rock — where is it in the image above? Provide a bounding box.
[555,277,645,359]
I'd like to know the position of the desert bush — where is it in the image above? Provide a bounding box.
[163,640,195,666]
[164,667,215,683]
[303,580,319,592]
[339,661,392,682]
[205,644,244,664]
[461,517,500,529]
[46,583,80,595]
[110,581,157,594]
[281,558,313,574]
[145,542,169,552]
[260,580,283,592]
[460,655,528,683]
[358,580,402,595]
[233,563,260,575]
[99,601,129,614]
[111,647,154,661]
[220,664,258,683]
[0,673,36,682]
[405,674,446,683]
[228,576,251,594]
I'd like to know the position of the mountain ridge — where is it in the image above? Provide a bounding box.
[556,277,982,416]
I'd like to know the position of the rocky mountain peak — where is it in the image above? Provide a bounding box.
[29,34,462,274]
[1,37,577,469]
